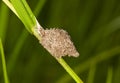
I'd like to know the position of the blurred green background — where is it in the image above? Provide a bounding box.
[0,0,120,83]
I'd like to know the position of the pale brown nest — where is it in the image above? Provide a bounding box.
[39,28,79,58]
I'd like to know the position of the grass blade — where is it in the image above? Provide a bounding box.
[87,64,96,83]
[0,39,10,83]
[10,0,36,33]
[34,0,46,16]
[56,58,83,83]
[0,3,9,43]
[106,66,113,83]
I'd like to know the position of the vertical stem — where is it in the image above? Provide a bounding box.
[87,63,96,83]
[0,3,9,43]
[56,58,83,83]
[0,39,10,83]
[106,66,113,83]
[34,0,46,16]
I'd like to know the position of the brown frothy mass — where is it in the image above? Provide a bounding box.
[39,28,79,58]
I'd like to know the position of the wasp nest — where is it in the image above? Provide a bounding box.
[39,28,79,58]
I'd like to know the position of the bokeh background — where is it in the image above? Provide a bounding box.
[0,0,120,83]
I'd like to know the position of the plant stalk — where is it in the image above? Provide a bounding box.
[0,39,10,83]
[56,58,83,83]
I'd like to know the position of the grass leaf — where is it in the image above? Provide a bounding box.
[0,39,10,83]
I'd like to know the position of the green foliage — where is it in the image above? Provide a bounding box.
[0,0,120,83]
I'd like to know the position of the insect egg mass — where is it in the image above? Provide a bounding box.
[38,28,79,58]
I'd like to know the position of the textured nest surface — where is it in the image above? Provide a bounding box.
[39,28,79,58]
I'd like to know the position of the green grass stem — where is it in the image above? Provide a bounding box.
[34,0,46,16]
[106,66,113,83]
[0,39,10,83]
[56,58,83,83]
[0,3,9,43]
[87,64,96,83]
